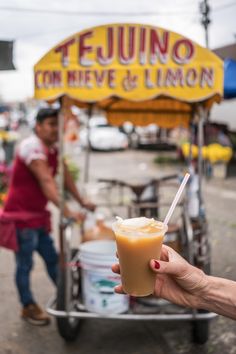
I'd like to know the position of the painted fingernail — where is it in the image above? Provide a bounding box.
[154,260,160,269]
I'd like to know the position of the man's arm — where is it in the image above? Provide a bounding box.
[28,159,84,220]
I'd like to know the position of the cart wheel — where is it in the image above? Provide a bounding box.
[192,312,209,344]
[56,249,82,342]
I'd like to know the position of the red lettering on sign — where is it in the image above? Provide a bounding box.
[35,71,42,89]
[200,67,214,87]
[186,68,198,86]
[139,27,147,65]
[97,27,114,65]
[94,70,106,87]
[118,26,135,65]
[84,70,93,88]
[78,71,84,86]
[35,70,62,89]
[52,71,62,87]
[55,38,75,67]
[79,31,94,66]
[172,39,194,65]
[144,69,154,88]
[108,69,116,88]
[165,68,184,87]
[67,71,77,87]
[43,71,52,88]
[150,29,169,65]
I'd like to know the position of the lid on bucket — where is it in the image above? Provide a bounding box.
[79,240,117,267]
[79,240,116,255]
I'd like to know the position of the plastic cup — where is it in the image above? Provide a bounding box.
[112,217,168,297]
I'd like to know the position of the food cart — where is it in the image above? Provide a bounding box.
[34,23,224,344]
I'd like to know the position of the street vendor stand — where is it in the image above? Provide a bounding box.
[34,23,223,344]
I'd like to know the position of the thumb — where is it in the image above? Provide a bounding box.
[150,259,187,277]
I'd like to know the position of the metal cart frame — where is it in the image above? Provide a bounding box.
[47,167,217,344]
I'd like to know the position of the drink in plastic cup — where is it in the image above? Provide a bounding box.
[112,217,168,297]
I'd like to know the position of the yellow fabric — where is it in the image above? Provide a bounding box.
[103,98,191,128]
[107,113,190,129]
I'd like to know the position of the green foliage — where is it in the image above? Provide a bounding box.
[153,155,183,165]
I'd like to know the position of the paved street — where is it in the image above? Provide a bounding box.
[1,149,236,354]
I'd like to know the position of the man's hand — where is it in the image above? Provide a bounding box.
[66,210,86,223]
[63,162,96,212]
[81,200,96,212]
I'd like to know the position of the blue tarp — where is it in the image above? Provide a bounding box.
[224,58,236,99]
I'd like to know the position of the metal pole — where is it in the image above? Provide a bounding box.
[199,0,211,48]
[197,106,205,217]
[188,108,196,168]
[205,19,209,49]
[84,104,93,183]
[58,97,71,312]
[58,97,65,268]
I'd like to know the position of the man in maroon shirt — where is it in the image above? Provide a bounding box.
[4,108,95,325]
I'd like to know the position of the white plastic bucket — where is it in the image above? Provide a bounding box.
[79,240,129,315]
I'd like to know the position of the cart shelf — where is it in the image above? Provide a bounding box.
[46,296,217,321]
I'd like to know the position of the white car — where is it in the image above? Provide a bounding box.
[80,125,128,151]
[89,116,107,128]
[135,124,159,146]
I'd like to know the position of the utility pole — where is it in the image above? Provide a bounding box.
[199,0,211,48]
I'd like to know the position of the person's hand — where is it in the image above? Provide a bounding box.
[81,199,96,212]
[67,210,86,223]
[112,245,209,309]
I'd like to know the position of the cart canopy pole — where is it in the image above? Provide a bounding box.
[197,105,206,218]
[84,103,94,183]
[58,97,65,267]
[188,106,196,167]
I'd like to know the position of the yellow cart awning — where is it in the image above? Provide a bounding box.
[34,23,223,128]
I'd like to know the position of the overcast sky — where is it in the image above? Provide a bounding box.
[0,0,235,102]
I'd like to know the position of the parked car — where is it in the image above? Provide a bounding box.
[135,124,159,147]
[89,116,107,128]
[80,118,129,151]
[132,124,177,151]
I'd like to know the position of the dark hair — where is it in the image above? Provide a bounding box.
[35,108,59,123]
